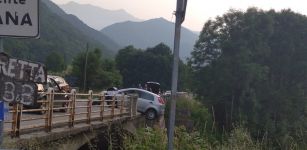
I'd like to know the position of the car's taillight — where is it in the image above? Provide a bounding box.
[158,97,165,104]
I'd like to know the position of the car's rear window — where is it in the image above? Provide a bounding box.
[138,91,154,101]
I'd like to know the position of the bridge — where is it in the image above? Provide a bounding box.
[0,88,145,149]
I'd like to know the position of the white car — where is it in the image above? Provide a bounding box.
[118,88,165,120]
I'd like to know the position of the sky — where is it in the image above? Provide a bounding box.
[51,0,307,31]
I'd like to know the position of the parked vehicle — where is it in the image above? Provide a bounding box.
[118,88,165,120]
[103,87,118,106]
[24,76,70,114]
[145,81,161,94]
[48,75,71,92]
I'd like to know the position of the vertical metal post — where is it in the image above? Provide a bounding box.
[83,43,89,92]
[168,0,187,149]
[87,90,92,124]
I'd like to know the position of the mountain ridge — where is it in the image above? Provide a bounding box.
[4,0,120,64]
[60,1,141,30]
[101,17,198,60]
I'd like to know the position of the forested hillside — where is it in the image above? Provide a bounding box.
[189,8,307,148]
[101,18,198,60]
[4,0,119,64]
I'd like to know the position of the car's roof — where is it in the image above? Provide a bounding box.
[118,88,160,97]
[146,81,160,85]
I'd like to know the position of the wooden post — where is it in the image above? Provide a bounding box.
[100,92,105,121]
[120,95,124,117]
[45,89,51,132]
[128,95,132,118]
[69,89,76,128]
[133,95,137,117]
[87,90,93,124]
[16,104,23,137]
[47,88,54,132]
[111,94,115,119]
[11,103,18,137]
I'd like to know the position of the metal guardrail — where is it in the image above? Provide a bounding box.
[4,88,138,138]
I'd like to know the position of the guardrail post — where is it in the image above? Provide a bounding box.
[11,103,17,137]
[128,95,132,118]
[11,103,22,138]
[16,104,23,137]
[87,90,93,124]
[46,88,54,132]
[111,94,115,119]
[132,95,137,117]
[11,102,22,138]
[100,92,105,121]
[45,89,50,132]
[120,95,124,117]
[69,89,76,128]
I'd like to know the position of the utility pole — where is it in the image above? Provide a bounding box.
[83,43,89,92]
[168,0,187,150]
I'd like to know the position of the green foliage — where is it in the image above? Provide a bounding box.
[71,49,122,90]
[4,1,115,64]
[189,8,307,146]
[115,43,190,90]
[124,127,210,150]
[115,43,173,89]
[124,126,267,150]
[46,51,66,72]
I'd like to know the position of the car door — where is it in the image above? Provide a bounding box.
[137,91,154,113]
[48,78,67,108]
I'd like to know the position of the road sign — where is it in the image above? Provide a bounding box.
[0,52,46,83]
[0,77,38,106]
[0,53,45,105]
[0,0,39,38]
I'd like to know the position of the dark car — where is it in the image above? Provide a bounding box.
[24,76,70,114]
[145,82,161,95]
[105,87,118,106]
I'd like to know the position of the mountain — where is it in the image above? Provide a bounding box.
[42,0,120,54]
[60,1,141,30]
[101,18,198,60]
[4,0,119,64]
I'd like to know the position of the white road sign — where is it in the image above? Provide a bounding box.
[0,0,39,38]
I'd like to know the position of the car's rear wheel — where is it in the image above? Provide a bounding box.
[145,109,157,120]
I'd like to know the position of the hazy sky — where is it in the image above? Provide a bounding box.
[51,0,307,31]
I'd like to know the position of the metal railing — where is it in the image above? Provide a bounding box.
[4,88,138,138]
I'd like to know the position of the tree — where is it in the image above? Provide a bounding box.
[71,48,122,90]
[189,8,307,144]
[115,43,174,90]
[46,51,66,72]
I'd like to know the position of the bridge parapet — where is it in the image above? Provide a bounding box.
[4,88,138,138]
